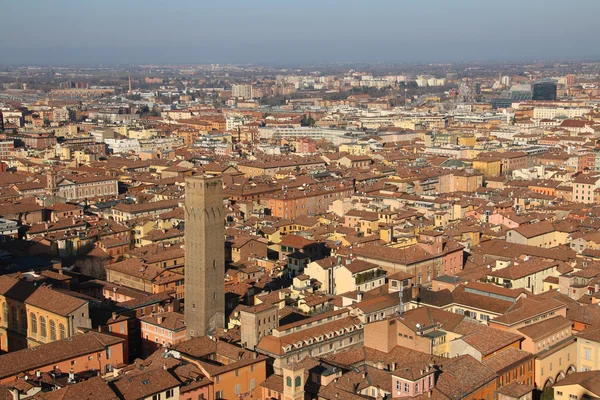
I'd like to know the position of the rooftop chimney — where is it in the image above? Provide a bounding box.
[9,388,20,400]
[412,285,420,299]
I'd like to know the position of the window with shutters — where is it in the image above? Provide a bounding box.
[49,320,56,341]
[40,316,47,338]
[30,313,37,334]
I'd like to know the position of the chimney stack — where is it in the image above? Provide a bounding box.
[412,285,420,299]
[9,388,20,400]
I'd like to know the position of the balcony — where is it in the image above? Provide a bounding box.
[355,269,386,285]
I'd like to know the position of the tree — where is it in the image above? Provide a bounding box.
[540,389,554,400]
[300,114,315,127]
[74,256,108,280]
[139,105,150,116]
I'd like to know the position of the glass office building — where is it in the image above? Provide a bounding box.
[532,82,557,100]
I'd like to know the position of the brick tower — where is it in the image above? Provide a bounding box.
[184,175,225,338]
[45,169,58,197]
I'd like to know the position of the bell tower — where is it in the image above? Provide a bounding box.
[184,175,225,338]
[45,169,58,197]
[283,363,305,400]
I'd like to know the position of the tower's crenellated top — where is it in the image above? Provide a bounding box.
[184,175,223,209]
[185,174,222,190]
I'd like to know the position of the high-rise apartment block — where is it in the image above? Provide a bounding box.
[232,84,253,99]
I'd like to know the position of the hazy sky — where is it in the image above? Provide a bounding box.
[2,0,600,65]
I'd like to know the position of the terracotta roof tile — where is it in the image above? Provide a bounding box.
[517,316,572,341]
[460,327,523,356]
[491,297,565,326]
[435,355,497,399]
[113,368,179,400]
[29,376,118,400]
[0,332,124,380]
[25,286,87,316]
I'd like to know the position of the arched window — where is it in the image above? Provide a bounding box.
[295,376,302,388]
[2,302,7,324]
[49,320,56,341]
[286,376,292,387]
[30,313,37,334]
[59,323,66,339]
[21,309,27,332]
[40,316,47,338]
